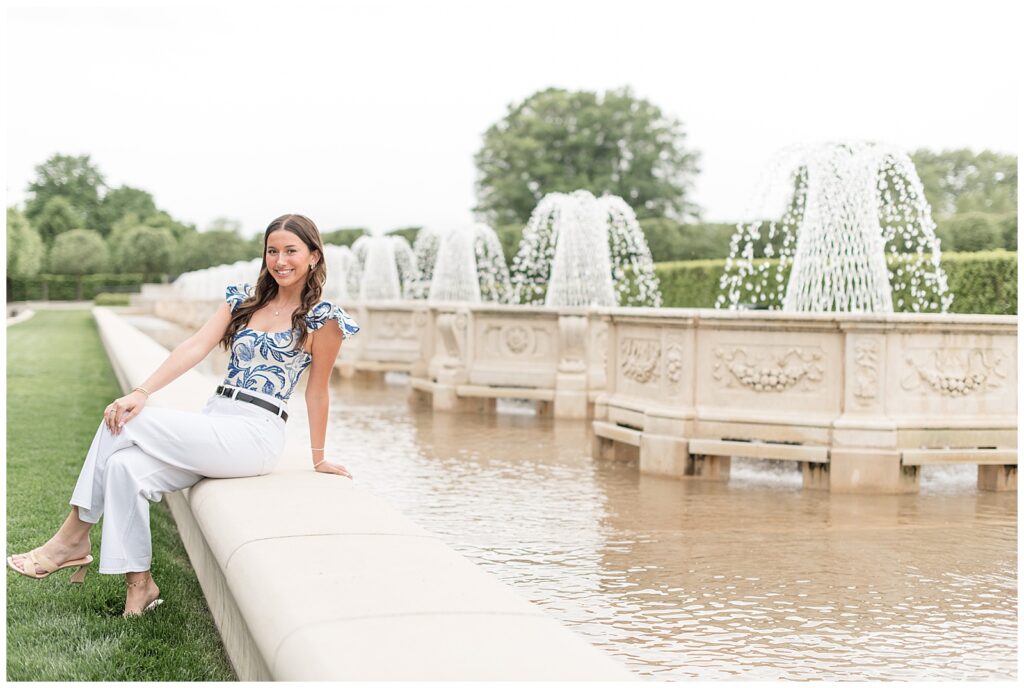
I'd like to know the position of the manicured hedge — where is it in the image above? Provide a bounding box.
[93,292,132,306]
[654,258,732,310]
[495,220,740,264]
[940,250,1018,315]
[655,251,1017,315]
[7,273,145,302]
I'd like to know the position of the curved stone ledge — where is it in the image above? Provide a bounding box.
[91,307,634,681]
[6,306,35,326]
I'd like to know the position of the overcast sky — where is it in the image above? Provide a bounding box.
[4,0,1018,238]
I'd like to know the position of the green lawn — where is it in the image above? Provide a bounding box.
[6,310,236,681]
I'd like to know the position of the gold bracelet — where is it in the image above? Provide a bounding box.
[311,447,325,451]
[132,386,151,397]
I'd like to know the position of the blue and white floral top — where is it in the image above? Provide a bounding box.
[223,283,360,401]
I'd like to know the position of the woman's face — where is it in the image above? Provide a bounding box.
[265,228,320,289]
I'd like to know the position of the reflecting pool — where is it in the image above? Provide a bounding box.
[129,314,1017,680]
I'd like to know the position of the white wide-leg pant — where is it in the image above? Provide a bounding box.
[69,387,286,574]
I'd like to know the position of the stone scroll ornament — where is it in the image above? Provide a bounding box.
[713,346,824,392]
[901,347,1006,397]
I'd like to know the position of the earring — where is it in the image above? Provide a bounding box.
[310,263,317,269]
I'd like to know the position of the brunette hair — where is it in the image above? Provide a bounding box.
[219,213,326,353]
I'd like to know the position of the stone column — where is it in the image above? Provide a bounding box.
[831,325,919,494]
[639,412,697,479]
[978,464,1017,491]
[554,314,588,419]
[406,305,434,407]
[432,308,482,413]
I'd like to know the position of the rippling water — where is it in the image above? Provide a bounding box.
[130,315,1018,681]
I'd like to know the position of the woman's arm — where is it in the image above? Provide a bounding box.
[137,302,235,394]
[107,302,234,435]
[305,319,349,477]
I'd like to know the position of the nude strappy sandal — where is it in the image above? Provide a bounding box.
[122,575,164,618]
[6,548,93,584]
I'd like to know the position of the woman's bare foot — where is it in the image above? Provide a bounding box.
[123,572,161,617]
[9,533,91,576]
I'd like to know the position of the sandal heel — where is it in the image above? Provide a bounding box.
[69,563,89,584]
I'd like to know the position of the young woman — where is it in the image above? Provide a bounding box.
[7,213,360,617]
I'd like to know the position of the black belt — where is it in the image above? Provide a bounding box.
[216,385,288,422]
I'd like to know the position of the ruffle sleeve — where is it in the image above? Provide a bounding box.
[225,283,253,313]
[305,300,360,340]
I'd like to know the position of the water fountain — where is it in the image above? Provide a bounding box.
[351,231,419,300]
[408,228,441,299]
[716,141,952,313]
[321,243,361,301]
[173,258,262,300]
[411,224,512,303]
[510,190,662,307]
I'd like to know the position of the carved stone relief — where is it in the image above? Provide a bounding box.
[480,323,551,358]
[852,338,880,405]
[901,347,1007,397]
[378,313,416,340]
[505,325,530,354]
[620,337,660,384]
[713,346,824,392]
[665,344,684,384]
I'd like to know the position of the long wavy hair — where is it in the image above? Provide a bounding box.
[219,214,327,353]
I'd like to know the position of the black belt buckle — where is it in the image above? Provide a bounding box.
[216,385,288,422]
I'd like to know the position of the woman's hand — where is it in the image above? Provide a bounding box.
[314,461,353,479]
[104,390,148,435]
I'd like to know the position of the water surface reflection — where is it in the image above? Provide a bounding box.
[330,375,1016,681]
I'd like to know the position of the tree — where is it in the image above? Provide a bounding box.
[206,217,243,233]
[110,211,194,247]
[6,207,46,277]
[92,185,158,237]
[387,226,421,245]
[244,234,265,261]
[142,210,195,243]
[637,218,736,262]
[24,153,106,224]
[1000,213,1017,251]
[911,149,1017,218]
[474,87,701,225]
[112,225,176,276]
[320,228,368,247]
[33,196,83,244]
[49,229,109,275]
[946,212,1002,253]
[176,229,251,273]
